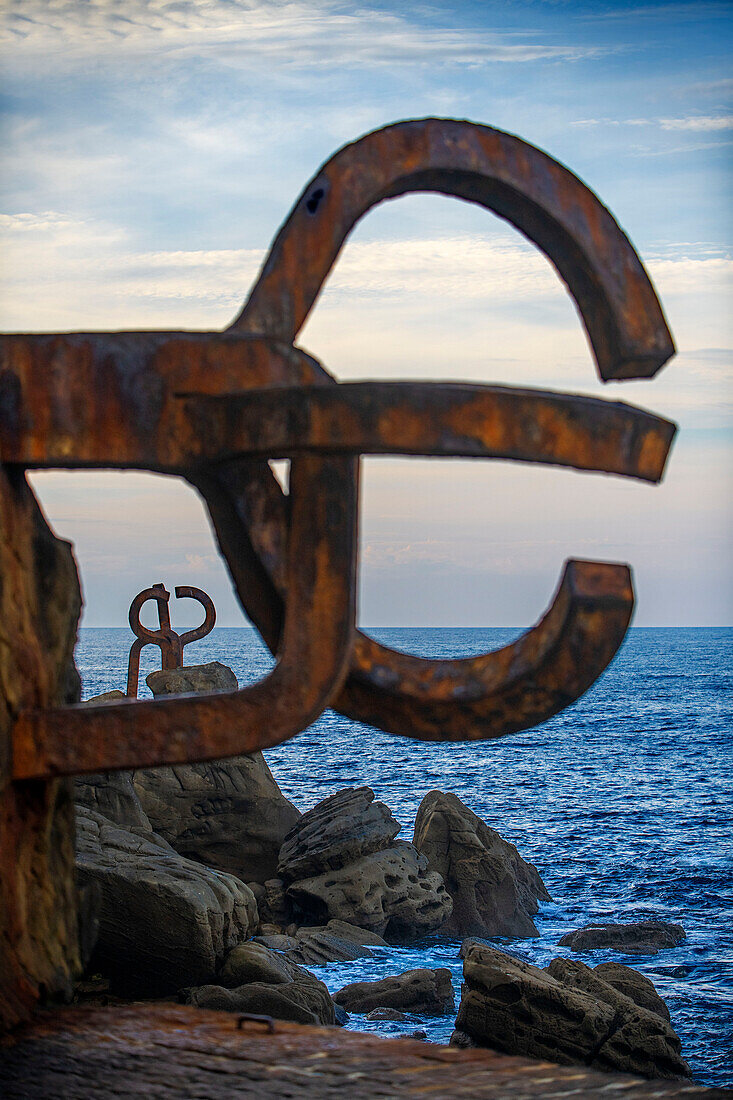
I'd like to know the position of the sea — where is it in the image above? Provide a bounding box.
[76,625,733,1088]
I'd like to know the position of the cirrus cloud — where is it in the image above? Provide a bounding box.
[1,0,610,70]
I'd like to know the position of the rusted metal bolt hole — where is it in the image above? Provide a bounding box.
[306,187,325,214]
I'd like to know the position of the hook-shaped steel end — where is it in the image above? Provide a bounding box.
[232,118,674,383]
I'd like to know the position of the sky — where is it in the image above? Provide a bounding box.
[1,0,731,629]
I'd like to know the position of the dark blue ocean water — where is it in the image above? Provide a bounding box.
[76,626,733,1087]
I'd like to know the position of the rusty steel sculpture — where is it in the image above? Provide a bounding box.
[125,584,216,698]
[2,118,676,781]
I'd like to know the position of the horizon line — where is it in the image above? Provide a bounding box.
[78,623,733,630]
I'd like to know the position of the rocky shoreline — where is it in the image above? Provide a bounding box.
[72,662,694,1083]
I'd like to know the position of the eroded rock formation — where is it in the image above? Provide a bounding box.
[413,791,550,938]
[279,789,452,939]
[278,786,400,880]
[334,968,455,1015]
[593,961,672,1022]
[146,662,237,696]
[75,766,151,833]
[255,920,388,965]
[453,942,691,1081]
[183,979,335,1025]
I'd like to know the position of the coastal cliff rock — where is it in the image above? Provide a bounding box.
[279,788,452,939]
[133,662,300,883]
[183,941,335,1025]
[285,842,452,939]
[76,805,258,997]
[453,942,691,1080]
[413,791,550,938]
[334,968,455,1015]
[559,920,686,955]
[76,768,150,830]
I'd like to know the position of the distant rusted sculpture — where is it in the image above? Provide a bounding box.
[125,584,216,698]
[0,118,677,1026]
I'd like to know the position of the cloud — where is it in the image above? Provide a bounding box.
[660,115,733,131]
[0,213,570,329]
[572,115,733,133]
[647,249,732,294]
[572,118,651,127]
[685,76,733,96]
[585,3,730,20]
[628,140,733,156]
[2,209,730,429]
[1,0,609,70]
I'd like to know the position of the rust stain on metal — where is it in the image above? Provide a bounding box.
[0,117,677,780]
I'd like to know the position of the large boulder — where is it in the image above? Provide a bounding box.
[334,968,454,1015]
[184,940,335,1025]
[146,661,238,696]
[279,788,452,940]
[453,942,691,1081]
[76,805,258,997]
[278,787,400,880]
[133,662,300,883]
[255,920,388,965]
[134,755,300,885]
[413,791,550,938]
[183,979,335,1026]
[559,921,686,956]
[218,940,305,987]
[287,841,452,940]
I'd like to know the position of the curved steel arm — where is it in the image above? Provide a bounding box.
[184,382,675,482]
[12,455,357,779]
[175,586,217,648]
[202,457,640,743]
[209,117,677,743]
[343,560,632,742]
[231,118,674,381]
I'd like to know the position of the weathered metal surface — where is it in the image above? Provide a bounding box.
[232,119,674,382]
[1,116,676,779]
[0,333,328,469]
[13,454,357,779]
[0,1005,723,1098]
[184,382,674,478]
[0,352,674,476]
[126,583,216,698]
[0,467,82,1031]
